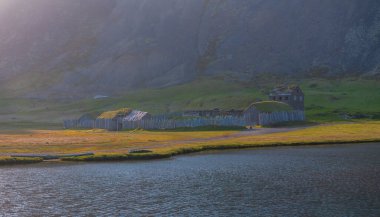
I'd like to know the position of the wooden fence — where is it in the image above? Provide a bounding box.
[63,119,121,131]
[63,116,250,131]
[122,116,249,130]
[258,111,305,126]
[63,111,305,130]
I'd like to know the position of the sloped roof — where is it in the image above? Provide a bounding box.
[123,110,150,121]
[246,101,293,112]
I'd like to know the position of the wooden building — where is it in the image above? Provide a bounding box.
[268,85,304,110]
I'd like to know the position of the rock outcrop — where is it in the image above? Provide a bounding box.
[1,0,380,97]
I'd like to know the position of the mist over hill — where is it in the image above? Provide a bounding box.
[1,0,380,98]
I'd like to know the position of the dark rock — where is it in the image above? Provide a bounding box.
[1,0,380,98]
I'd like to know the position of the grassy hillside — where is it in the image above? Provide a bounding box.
[0,77,379,129]
[301,78,380,121]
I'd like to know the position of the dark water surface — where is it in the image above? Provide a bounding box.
[1,143,380,216]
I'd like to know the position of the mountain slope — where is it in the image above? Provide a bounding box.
[0,0,380,98]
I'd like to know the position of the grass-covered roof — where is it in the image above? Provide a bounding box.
[98,108,132,119]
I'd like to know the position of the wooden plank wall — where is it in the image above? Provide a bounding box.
[63,119,120,131]
[258,111,305,126]
[122,116,249,130]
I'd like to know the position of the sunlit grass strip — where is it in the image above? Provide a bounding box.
[63,122,380,162]
[0,129,238,154]
[0,157,43,166]
[1,121,380,162]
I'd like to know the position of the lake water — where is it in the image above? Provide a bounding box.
[0,143,379,216]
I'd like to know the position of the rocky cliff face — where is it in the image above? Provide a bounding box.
[0,0,380,98]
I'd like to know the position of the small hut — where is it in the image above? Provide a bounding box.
[97,108,150,130]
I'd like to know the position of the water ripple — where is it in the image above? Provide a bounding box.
[0,143,379,216]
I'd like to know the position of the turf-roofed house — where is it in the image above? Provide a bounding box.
[98,109,151,130]
[64,108,151,131]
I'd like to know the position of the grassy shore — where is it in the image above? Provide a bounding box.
[0,157,43,166]
[62,121,380,162]
[0,121,379,164]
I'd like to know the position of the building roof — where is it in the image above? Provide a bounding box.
[246,101,293,112]
[98,108,132,119]
[123,110,150,121]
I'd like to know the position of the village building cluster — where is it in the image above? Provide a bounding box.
[64,85,305,130]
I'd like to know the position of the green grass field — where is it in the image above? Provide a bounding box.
[300,78,380,121]
[0,77,379,128]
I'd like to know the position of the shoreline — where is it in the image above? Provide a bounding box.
[1,122,380,166]
[1,139,379,166]
[61,139,380,162]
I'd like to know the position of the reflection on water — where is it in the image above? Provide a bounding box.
[0,143,380,216]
